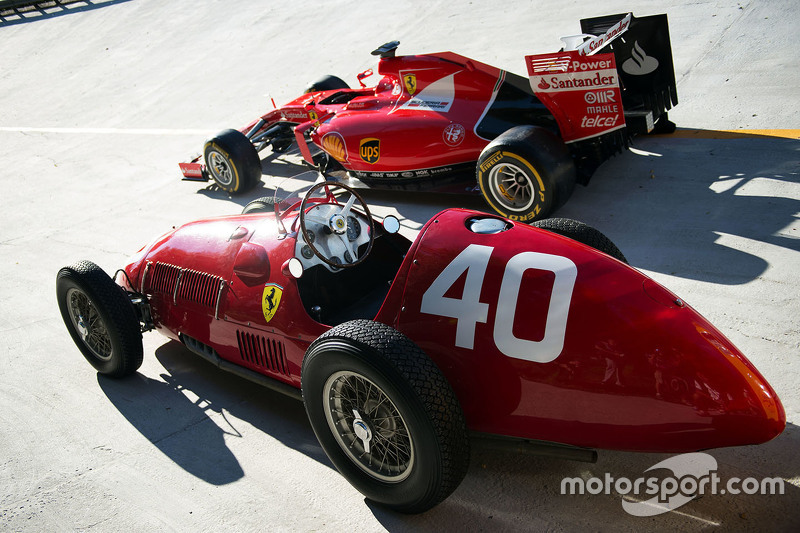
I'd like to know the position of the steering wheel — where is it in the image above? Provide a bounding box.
[299,182,375,269]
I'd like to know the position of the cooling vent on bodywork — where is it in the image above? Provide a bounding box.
[144,262,223,308]
[237,331,291,377]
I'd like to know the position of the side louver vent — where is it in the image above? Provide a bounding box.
[237,331,290,377]
[146,262,222,308]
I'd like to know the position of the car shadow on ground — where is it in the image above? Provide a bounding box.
[0,0,132,27]
[96,338,800,528]
[194,129,799,286]
[558,130,800,285]
[369,423,800,531]
[96,339,329,486]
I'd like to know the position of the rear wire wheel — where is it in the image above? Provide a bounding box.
[302,320,469,513]
[533,218,628,263]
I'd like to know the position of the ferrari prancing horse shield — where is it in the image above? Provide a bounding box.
[403,73,417,95]
[262,283,283,323]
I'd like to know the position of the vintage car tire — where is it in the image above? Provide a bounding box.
[477,125,576,222]
[532,218,628,263]
[304,75,350,93]
[301,320,470,513]
[203,129,261,194]
[56,260,143,377]
[241,196,276,214]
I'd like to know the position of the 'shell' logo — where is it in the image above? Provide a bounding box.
[403,74,417,95]
[359,138,380,164]
[321,132,347,162]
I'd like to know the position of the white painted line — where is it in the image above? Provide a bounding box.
[0,126,212,136]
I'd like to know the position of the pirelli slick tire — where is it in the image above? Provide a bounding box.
[56,261,143,377]
[533,218,628,264]
[302,320,470,514]
[477,126,576,222]
[305,75,350,93]
[203,129,261,194]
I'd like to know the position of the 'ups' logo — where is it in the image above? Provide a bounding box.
[359,138,380,164]
[403,74,417,95]
[321,133,347,162]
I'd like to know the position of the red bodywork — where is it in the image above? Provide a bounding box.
[121,206,784,453]
[181,14,678,189]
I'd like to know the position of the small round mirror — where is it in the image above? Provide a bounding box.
[382,215,401,234]
[282,257,304,279]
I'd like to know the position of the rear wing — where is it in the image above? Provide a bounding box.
[525,12,677,182]
[580,12,678,131]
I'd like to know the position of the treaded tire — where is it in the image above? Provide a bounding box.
[477,125,576,222]
[241,196,276,214]
[56,260,143,377]
[203,129,261,194]
[533,218,627,263]
[302,320,470,513]
[305,75,350,93]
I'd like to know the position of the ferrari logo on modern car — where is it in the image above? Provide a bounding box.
[403,74,417,95]
[262,283,283,323]
[359,138,380,164]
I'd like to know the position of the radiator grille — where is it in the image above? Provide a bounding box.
[237,331,290,377]
[146,262,222,308]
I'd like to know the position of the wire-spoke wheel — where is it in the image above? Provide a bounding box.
[324,370,414,482]
[56,260,143,377]
[65,287,113,361]
[302,320,469,513]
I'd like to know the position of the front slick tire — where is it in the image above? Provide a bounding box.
[203,128,261,194]
[477,125,576,222]
[302,320,469,514]
[56,261,143,377]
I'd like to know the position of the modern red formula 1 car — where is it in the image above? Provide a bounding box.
[57,181,784,513]
[181,12,678,222]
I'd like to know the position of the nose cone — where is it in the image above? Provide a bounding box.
[688,321,785,447]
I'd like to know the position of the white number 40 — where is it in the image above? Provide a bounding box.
[420,244,577,363]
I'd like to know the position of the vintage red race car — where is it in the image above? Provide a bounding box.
[56,181,784,512]
[180,12,678,222]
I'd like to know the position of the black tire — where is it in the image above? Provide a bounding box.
[203,129,261,194]
[477,125,577,222]
[56,261,143,377]
[533,218,627,263]
[304,75,350,93]
[302,320,469,513]
[241,196,276,214]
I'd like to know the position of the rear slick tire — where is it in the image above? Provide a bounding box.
[477,125,576,222]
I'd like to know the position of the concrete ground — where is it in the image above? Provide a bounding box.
[1,0,798,531]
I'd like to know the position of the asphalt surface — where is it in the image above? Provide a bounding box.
[1,0,798,531]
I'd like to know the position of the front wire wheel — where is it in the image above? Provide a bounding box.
[56,260,143,377]
[324,370,414,482]
[65,287,113,361]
